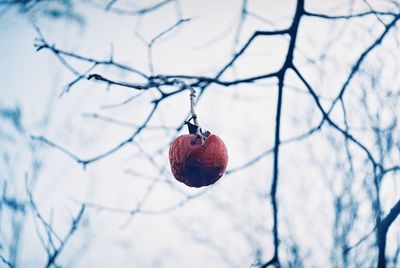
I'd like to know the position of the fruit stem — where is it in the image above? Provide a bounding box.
[188,87,207,146]
[189,90,199,126]
[173,80,209,146]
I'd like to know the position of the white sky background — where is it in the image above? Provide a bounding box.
[1,0,400,267]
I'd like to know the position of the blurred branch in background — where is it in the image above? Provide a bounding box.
[0,0,84,24]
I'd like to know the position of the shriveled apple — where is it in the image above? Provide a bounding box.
[169,134,228,187]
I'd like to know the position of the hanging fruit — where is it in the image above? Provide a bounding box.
[169,85,228,187]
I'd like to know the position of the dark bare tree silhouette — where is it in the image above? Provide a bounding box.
[1,0,400,267]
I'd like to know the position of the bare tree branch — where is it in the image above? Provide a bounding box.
[260,0,304,267]
[105,0,174,16]
[44,205,85,268]
[304,10,398,20]
[377,200,400,268]
[32,102,159,167]
[0,255,13,268]
[327,14,400,113]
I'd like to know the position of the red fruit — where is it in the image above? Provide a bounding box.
[169,134,228,187]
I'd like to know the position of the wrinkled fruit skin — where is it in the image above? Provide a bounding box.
[169,134,228,188]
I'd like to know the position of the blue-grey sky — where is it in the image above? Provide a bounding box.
[1,0,399,267]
